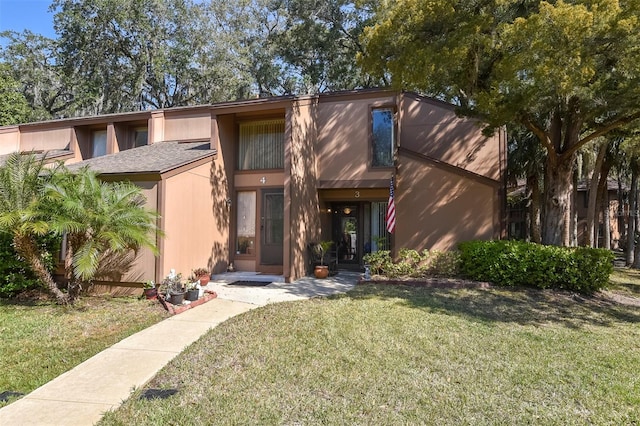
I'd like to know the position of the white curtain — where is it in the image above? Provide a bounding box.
[238,119,285,170]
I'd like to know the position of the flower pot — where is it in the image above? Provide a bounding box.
[314,265,329,279]
[143,287,158,300]
[186,289,199,301]
[170,291,185,305]
[198,274,210,287]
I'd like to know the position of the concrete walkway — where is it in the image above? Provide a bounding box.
[0,272,358,426]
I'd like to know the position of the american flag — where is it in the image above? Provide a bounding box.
[386,177,396,234]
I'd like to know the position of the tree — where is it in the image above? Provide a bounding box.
[0,63,32,125]
[0,31,72,121]
[45,167,159,300]
[0,153,68,303]
[50,0,253,114]
[508,126,545,242]
[361,0,640,246]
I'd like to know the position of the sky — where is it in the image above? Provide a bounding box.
[0,0,56,42]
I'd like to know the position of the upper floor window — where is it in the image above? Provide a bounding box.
[371,108,394,167]
[238,119,284,170]
[91,130,107,158]
[133,127,148,148]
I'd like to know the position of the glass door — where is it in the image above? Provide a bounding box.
[260,189,284,265]
[333,204,359,264]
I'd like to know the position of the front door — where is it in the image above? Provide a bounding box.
[261,189,284,265]
[333,204,359,265]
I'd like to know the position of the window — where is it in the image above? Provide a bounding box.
[238,119,284,170]
[371,108,394,167]
[133,128,148,148]
[236,191,256,255]
[371,201,391,251]
[91,130,107,158]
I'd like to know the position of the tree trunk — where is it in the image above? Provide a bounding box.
[528,173,542,243]
[627,163,638,266]
[596,158,612,249]
[13,234,69,304]
[543,157,575,246]
[586,143,609,247]
[602,187,611,249]
[571,168,578,246]
[618,178,626,248]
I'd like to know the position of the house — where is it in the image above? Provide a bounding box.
[0,89,506,286]
[507,179,627,248]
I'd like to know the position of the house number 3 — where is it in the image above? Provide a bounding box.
[354,191,360,198]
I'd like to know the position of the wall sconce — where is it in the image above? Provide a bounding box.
[343,207,352,215]
[225,198,232,207]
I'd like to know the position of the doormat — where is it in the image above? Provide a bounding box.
[228,281,272,287]
[139,388,178,400]
[0,391,24,402]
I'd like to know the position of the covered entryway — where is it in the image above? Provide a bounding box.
[318,187,392,271]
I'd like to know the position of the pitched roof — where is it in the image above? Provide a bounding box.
[68,141,215,175]
[0,149,74,166]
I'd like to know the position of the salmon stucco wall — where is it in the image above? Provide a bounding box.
[209,113,234,272]
[316,94,395,185]
[163,111,211,141]
[20,127,72,153]
[119,181,158,282]
[396,155,499,251]
[400,94,502,181]
[287,97,321,280]
[0,127,19,155]
[161,161,221,278]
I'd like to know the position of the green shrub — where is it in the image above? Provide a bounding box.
[363,249,461,278]
[0,232,59,298]
[458,240,613,293]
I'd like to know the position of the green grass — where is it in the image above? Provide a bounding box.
[99,281,640,425]
[0,295,168,406]
[610,267,640,297]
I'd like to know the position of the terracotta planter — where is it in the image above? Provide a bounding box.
[143,287,158,300]
[314,265,329,279]
[198,274,210,287]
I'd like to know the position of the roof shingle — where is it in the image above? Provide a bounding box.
[68,141,215,175]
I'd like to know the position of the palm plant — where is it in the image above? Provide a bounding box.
[0,153,67,303]
[45,167,160,301]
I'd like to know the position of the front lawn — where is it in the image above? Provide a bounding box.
[0,296,168,406]
[99,282,640,425]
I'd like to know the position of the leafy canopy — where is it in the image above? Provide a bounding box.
[360,0,640,143]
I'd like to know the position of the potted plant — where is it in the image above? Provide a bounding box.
[142,280,158,300]
[192,267,210,287]
[161,271,185,305]
[185,279,200,301]
[314,241,333,279]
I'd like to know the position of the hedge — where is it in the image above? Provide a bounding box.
[458,240,614,293]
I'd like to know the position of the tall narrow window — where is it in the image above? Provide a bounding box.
[371,108,394,167]
[91,130,107,158]
[371,202,390,251]
[236,191,256,255]
[238,119,285,170]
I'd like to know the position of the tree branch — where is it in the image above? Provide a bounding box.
[560,111,640,161]
[522,116,555,158]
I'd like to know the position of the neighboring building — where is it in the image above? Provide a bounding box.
[508,179,628,248]
[0,89,506,285]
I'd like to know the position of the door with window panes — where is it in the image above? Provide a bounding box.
[261,189,284,265]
